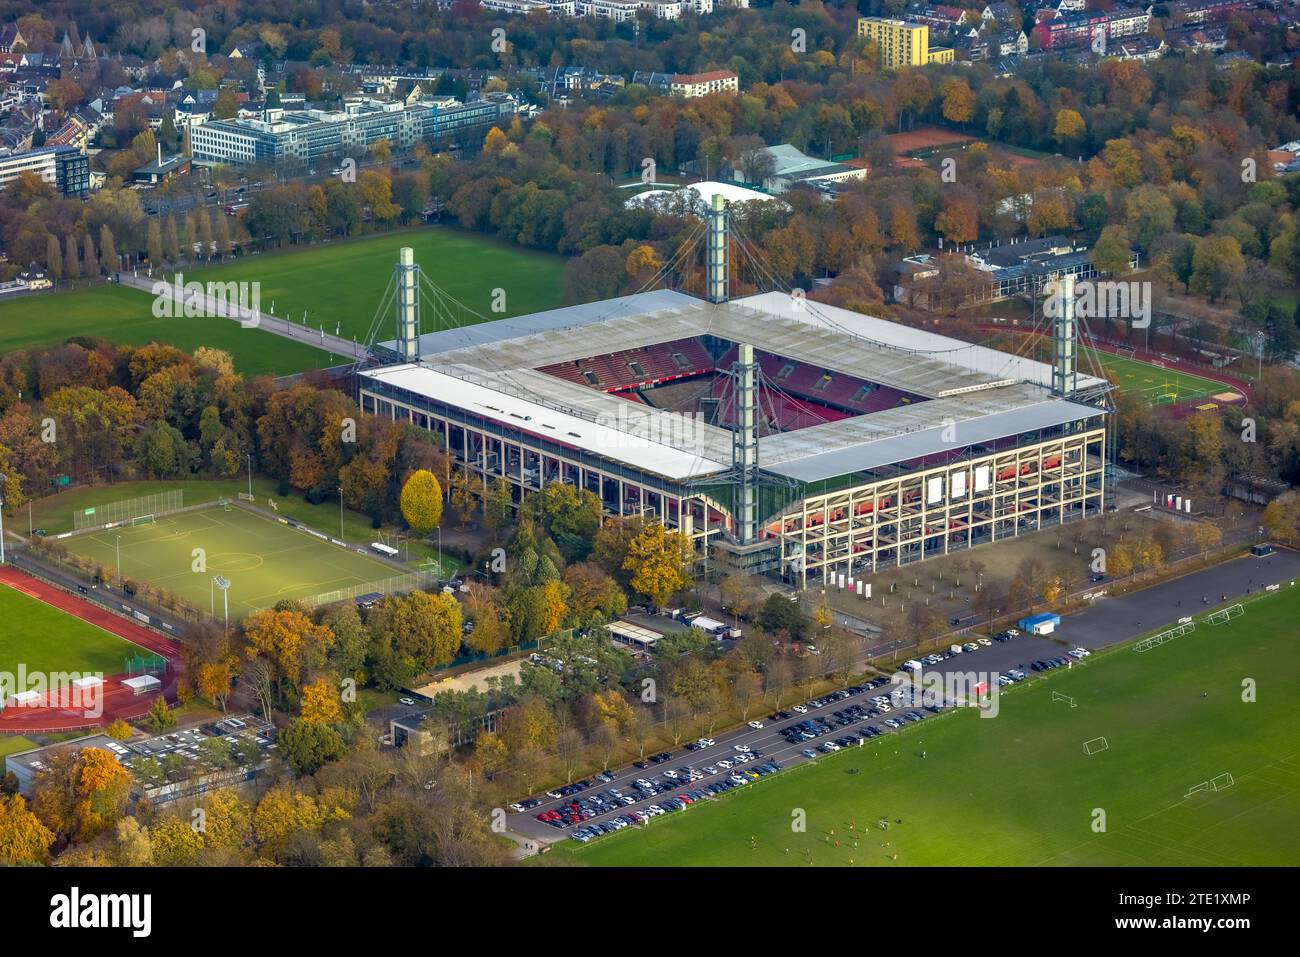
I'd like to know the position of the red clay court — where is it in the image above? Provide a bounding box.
[0,565,183,734]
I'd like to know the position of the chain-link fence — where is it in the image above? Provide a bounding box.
[72,489,184,530]
[304,570,437,610]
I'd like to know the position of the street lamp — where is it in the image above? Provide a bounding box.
[247,452,253,500]
[338,487,344,541]
[0,471,6,564]
[213,575,231,630]
[116,534,121,590]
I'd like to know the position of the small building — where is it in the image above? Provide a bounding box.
[133,152,191,185]
[122,674,162,695]
[1019,612,1061,635]
[608,619,663,654]
[16,262,51,289]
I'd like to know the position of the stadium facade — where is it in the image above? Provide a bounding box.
[357,220,1108,590]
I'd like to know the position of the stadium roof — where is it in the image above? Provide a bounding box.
[364,290,1107,485]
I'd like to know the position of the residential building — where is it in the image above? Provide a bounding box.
[669,69,739,97]
[857,18,956,67]
[575,0,641,20]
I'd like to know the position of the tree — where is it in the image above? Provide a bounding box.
[1053,108,1085,148]
[146,217,163,265]
[758,593,808,640]
[64,232,80,280]
[400,468,444,534]
[279,718,347,775]
[45,232,62,281]
[31,747,131,845]
[940,77,974,127]
[81,232,97,277]
[623,523,693,608]
[99,224,118,275]
[0,795,55,865]
[106,719,132,741]
[1091,225,1134,276]
[1262,491,1300,545]
[1192,521,1222,558]
[145,695,176,732]
[300,678,344,724]
[484,476,513,530]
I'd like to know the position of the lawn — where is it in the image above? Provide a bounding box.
[61,503,418,618]
[26,477,457,575]
[0,227,564,376]
[0,583,148,677]
[551,589,1300,867]
[0,285,332,377]
[1085,347,1233,405]
[160,225,566,345]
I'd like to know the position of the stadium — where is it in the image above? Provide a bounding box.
[357,203,1111,589]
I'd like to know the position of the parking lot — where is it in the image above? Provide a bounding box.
[508,631,1050,845]
[510,547,1300,847]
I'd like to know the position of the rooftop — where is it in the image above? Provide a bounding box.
[366,290,1105,485]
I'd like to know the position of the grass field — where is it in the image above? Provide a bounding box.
[0,228,564,375]
[162,225,566,345]
[0,583,147,677]
[552,590,1300,867]
[1085,348,1232,405]
[26,478,457,574]
[61,504,412,618]
[0,285,332,376]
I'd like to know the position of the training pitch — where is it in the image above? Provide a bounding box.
[1085,348,1233,405]
[62,505,403,618]
[0,583,148,677]
[554,588,1300,867]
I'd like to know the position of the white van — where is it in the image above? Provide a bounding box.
[902,659,923,672]
[950,644,964,655]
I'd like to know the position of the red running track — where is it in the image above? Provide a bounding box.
[0,566,183,734]
[973,323,1255,408]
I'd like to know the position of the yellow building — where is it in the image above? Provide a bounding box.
[857,17,954,68]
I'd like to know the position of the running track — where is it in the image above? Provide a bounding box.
[0,566,183,733]
[974,323,1255,407]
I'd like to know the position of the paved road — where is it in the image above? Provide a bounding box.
[509,546,1300,845]
[117,273,367,360]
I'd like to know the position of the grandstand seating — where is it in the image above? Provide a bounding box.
[538,337,714,392]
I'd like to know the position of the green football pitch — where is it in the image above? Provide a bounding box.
[162,226,565,346]
[62,505,406,618]
[1084,348,1235,405]
[0,583,148,677]
[554,590,1300,867]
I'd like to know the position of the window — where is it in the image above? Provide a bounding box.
[813,373,832,392]
[777,362,796,381]
[581,369,599,386]
[628,360,646,378]
[852,384,872,404]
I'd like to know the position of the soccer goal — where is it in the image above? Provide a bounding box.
[1206,604,1244,625]
[130,514,155,528]
[1083,736,1109,756]
[237,492,256,502]
[1052,691,1077,708]
[1135,620,1195,652]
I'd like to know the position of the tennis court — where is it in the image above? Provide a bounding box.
[62,504,409,619]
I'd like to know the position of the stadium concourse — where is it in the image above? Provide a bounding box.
[0,566,182,733]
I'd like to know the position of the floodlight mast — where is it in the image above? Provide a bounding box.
[396,246,421,363]
[1052,275,1077,398]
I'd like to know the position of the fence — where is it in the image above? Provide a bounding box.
[304,570,437,610]
[73,489,183,530]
